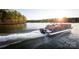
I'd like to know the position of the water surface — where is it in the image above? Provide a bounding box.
[0,23,79,49]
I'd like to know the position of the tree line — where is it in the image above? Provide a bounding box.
[27,19,48,23]
[0,9,27,24]
[48,17,79,23]
[27,18,79,23]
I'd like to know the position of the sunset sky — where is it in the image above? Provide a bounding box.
[17,9,79,20]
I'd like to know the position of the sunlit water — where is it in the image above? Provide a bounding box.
[0,23,79,48]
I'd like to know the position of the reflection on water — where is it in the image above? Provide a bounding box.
[0,23,26,33]
[27,23,50,29]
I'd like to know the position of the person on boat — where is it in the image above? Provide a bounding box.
[40,28,46,34]
[40,28,52,36]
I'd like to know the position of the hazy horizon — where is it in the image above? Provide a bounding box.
[16,9,79,20]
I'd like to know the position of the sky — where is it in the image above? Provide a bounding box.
[16,9,79,20]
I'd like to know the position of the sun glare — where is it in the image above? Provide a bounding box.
[52,10,69,23]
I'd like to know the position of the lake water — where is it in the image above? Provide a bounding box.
[0,23,79,49]
[27,23,79,29]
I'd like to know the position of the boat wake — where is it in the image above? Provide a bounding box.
[0,29,71,42]
[0,30,44,42]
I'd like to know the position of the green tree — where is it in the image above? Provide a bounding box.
[0,9,27,23]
